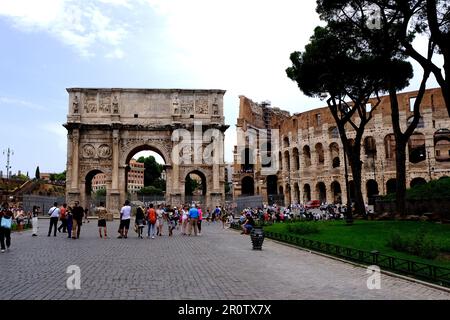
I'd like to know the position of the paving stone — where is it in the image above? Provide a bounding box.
[0,219,448,300]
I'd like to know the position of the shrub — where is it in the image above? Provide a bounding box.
[387,229,440,260]
[287,223,319,235]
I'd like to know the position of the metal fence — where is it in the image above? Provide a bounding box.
[22,195,65,215]
[230,222,450,288]
[235,195,263,213]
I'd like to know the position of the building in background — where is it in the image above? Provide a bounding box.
[233,88,450,206]
[92,159,144,194]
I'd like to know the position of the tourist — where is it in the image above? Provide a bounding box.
[173,206,179,229]
[214,206,221,222]
[168,210,176,236]
[181,206,189,235]
[205,208,211,224]
[0,208,13,252]
[241,213,255,235]
[118,200,131,239]
[156,204,164,236]
[220,209,227,229]
[188,204,199,236]
[57,203,68,233]
[211,207,216,223]
[197,205,203,236]
[96,202,108,238]
[71,201,84,239]
[66,206,73,238]
[31,205,40,236]
[147,204,157,239]
[47,202,60,237]
[135,205,145,239]
[84,208,90,223]
[15,207,25,231]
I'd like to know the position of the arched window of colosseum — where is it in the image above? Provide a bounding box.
[366,180,379,205]
[408,132,426,163]
[407,116,425,128]
[283,136,290,148]
[434,129,450,162]
[329,143,340,168]
[303,184,311,202]
[410,177,427,188]
[267,175,278,195]
[331,181,342,204]
[303,146,311,167]
[241,176,255,196]
[386,179,397,194]
[364,137,377,156]
[329,126,339,139]
[315,143,325,165]
[316,182,326,203]
[384,134,396,160]
[241,148,254,172]
[294,183,300,203]
[284,151,291,171]
[293,148,300,171]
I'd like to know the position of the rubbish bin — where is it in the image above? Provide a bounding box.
[250,226,265,250]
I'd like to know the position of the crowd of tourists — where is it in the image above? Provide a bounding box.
[0,200,232,253]
[233,202,355,235]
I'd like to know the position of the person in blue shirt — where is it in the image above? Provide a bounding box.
[188,204,199,236]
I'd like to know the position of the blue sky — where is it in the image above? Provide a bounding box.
[0,0,443,177]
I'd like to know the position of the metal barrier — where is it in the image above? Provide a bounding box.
[229,222,450,288]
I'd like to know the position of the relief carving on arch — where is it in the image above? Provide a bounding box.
[82,144,96,159]
[79,165,112,182]
[83,94,97,113]
[195,97,209,114]
[98,144,112,159]
[119,138,172,166]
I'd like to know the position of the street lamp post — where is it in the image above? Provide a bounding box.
[3,147,14,179]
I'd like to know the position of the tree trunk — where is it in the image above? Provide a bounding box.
[350,144,365,217]
[443,66,450,117]
[395,139,407,216]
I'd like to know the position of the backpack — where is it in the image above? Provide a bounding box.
[148,208,156,224]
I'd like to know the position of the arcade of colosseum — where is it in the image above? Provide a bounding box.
[233,87,450,206]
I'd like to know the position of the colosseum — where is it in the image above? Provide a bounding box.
[232,87,450,206]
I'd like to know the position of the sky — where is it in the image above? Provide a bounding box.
[0,0,443,176]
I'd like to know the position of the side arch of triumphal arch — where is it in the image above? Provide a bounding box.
[64,88,228,214]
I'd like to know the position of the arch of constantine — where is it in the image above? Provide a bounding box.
[64,88,228,214]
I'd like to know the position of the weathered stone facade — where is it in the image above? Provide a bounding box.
[64,88,228,214]
[233,88,450,206]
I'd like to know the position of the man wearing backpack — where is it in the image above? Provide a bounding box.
[147,203,157,239]
[47,202,60,237]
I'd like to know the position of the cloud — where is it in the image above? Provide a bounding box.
[40,122,67,153]
[0,96,47,111]
[0,0,127,58]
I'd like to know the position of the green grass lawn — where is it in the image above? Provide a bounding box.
[263,220,450,268]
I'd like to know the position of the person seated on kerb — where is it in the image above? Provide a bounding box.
[241,213,255,235]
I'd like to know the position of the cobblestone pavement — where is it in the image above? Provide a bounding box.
[0,219,449,300]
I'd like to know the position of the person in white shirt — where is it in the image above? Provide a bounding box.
[118,200,131,239]
[47,202,60,237]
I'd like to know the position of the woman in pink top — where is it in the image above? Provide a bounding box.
[197,206,203,236]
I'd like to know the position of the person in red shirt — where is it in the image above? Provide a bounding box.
[58,203,68,233]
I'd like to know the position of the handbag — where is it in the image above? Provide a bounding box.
[1,217,12,229]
